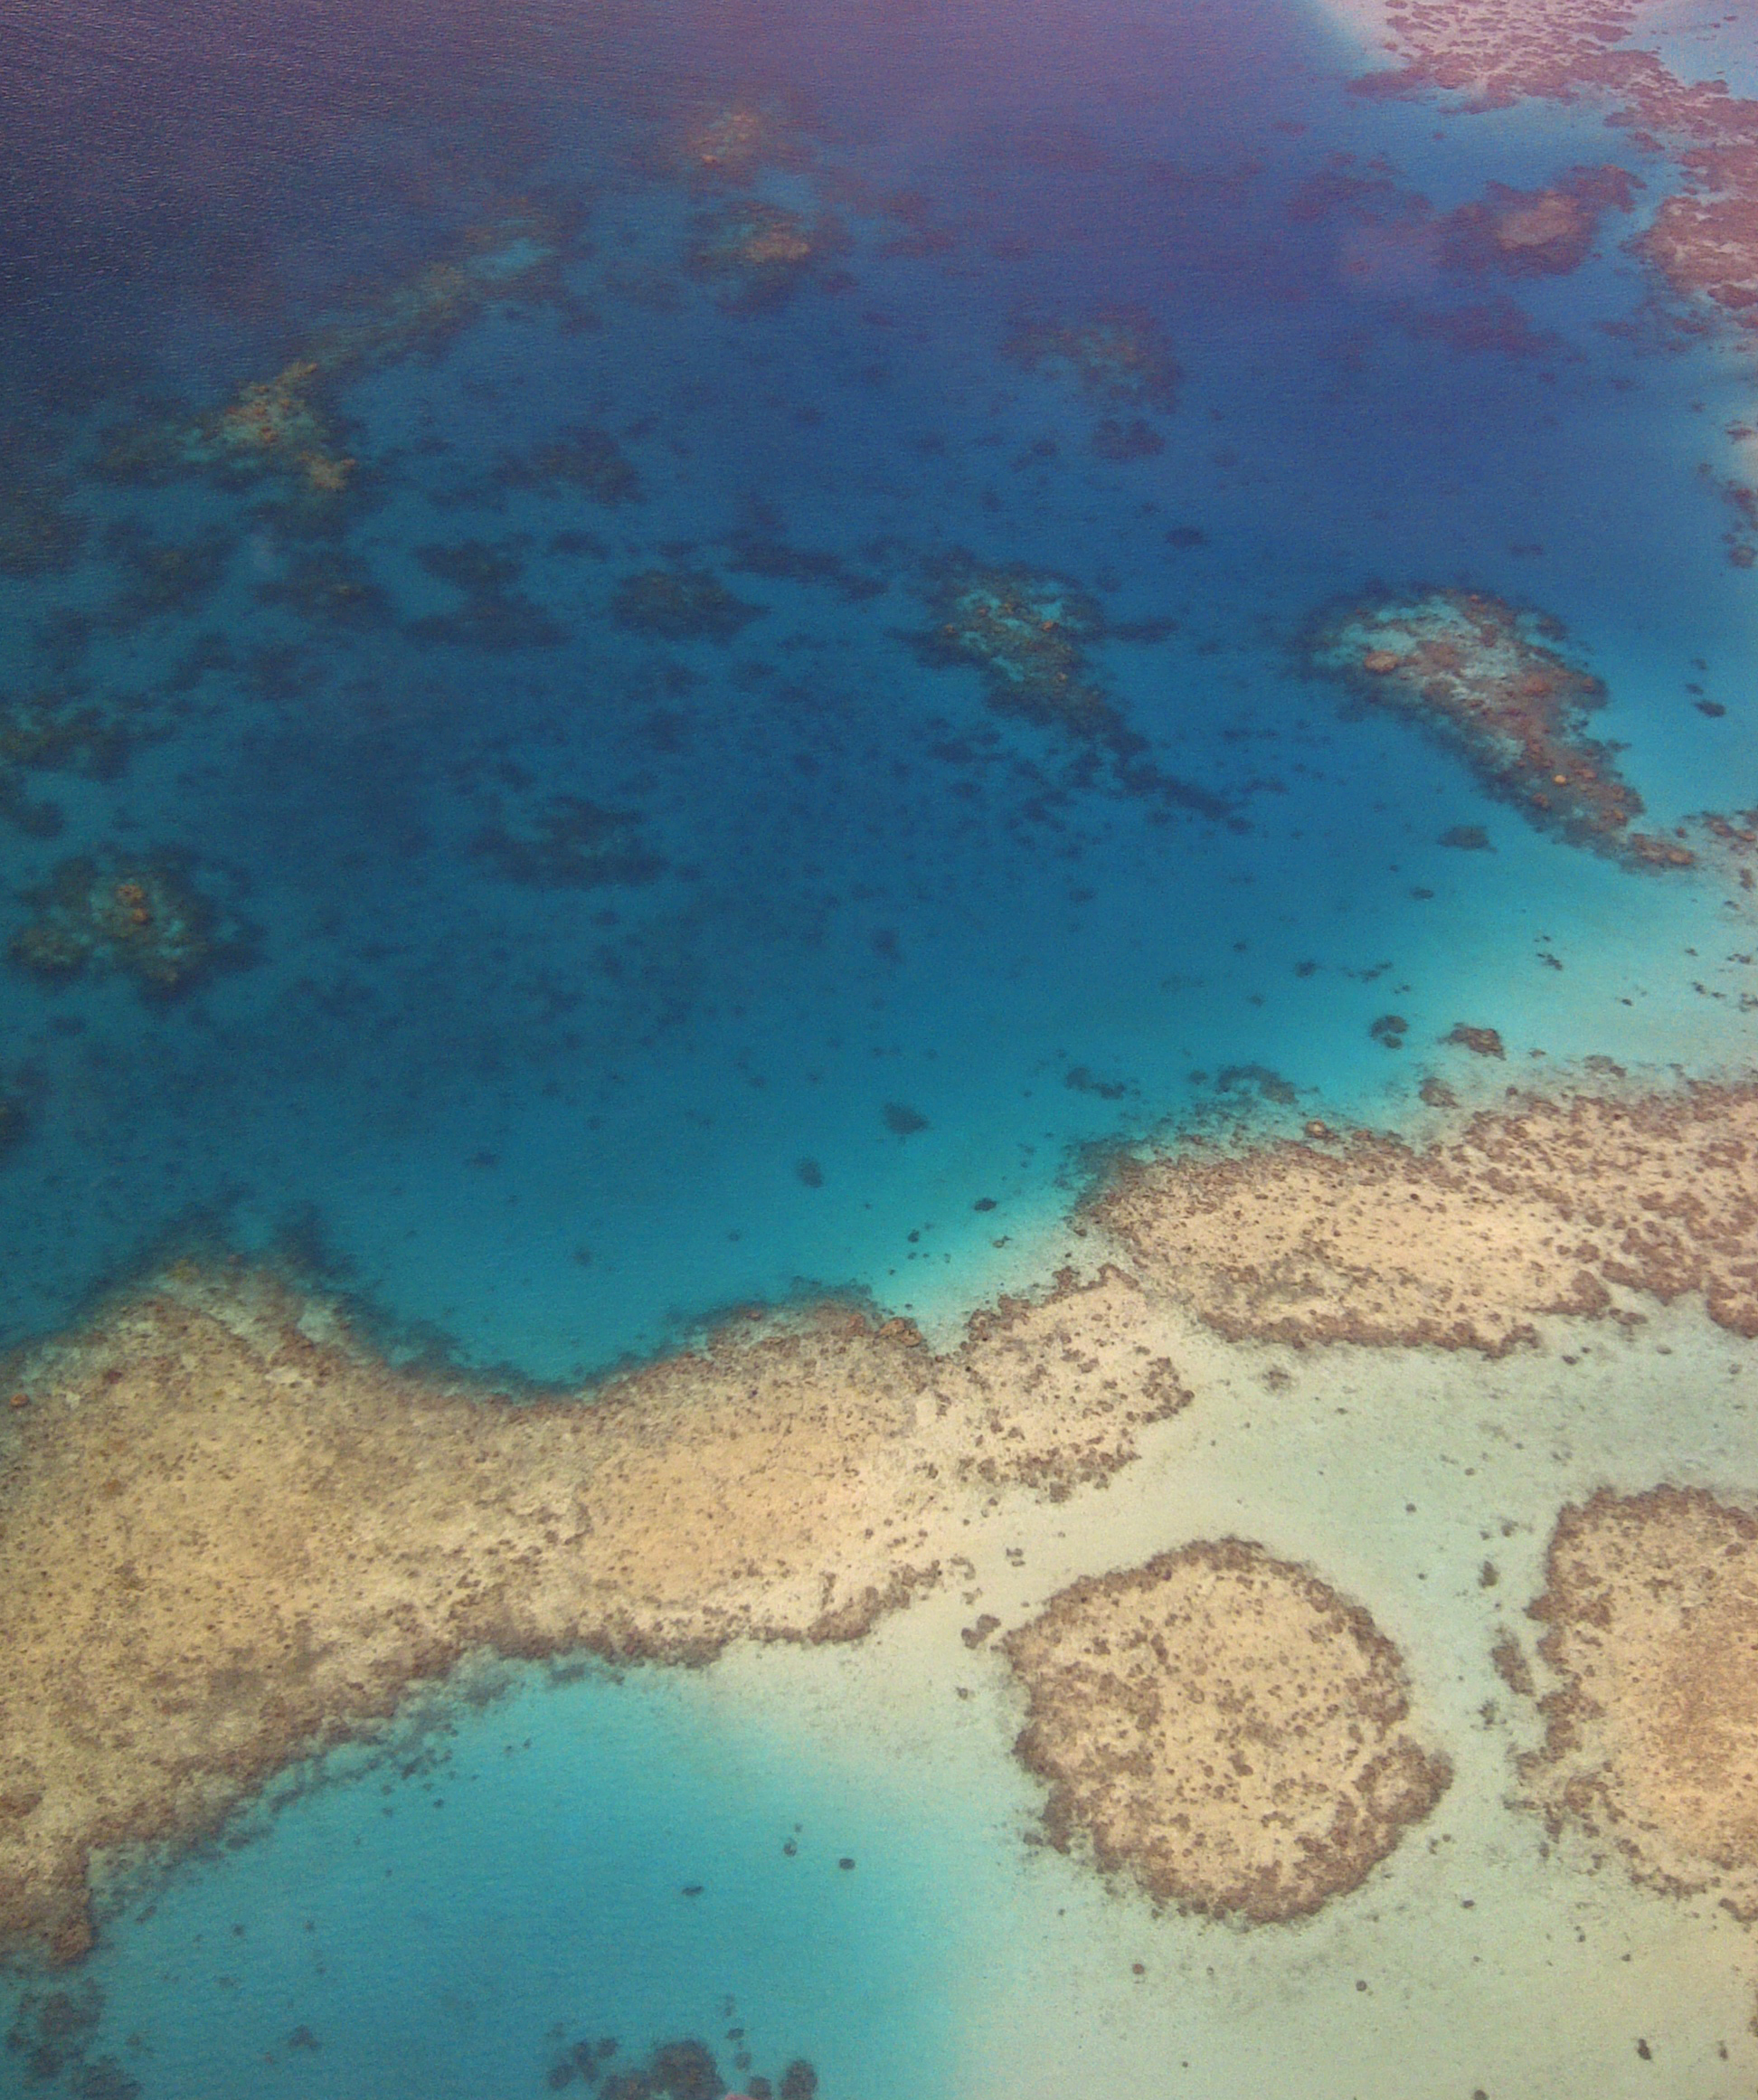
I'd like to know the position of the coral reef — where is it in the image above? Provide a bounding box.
[1439,166,1639,277]
[723,506,884,601]
[1305,590,1690,869]
[1523,1488,1758,1918]
[0,686,157,836]
[684,203,846,310]
[94,206,581,506]
[1093,1082,1758,1354]
[1089,415,1165,462]
[0,1263,1185,1963]
[1001,310,1182,408]
[496,424,644,506]
[254,547,396,631]
[99,522,233,630]
[664,101,815,186]
[408,539,565,650]
[1004,1541,1451,1921]
[912,556,1110,733]
[610,567,761,641]
[469,797,666,888]
[9,853,256,1000]
[202,359,356,497]
[1347,0,1758,356]
[547,2032,817,2098]
[1443,1023,1505,1057]
[912,554,1231,821]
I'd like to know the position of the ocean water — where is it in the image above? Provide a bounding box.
[3,0,1756,2090]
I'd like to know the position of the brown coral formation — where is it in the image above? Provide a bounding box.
[1439,166,1639,277]
[1347,0,1758,354]
[610,567,761,641]
[683,203,846,310]
[1003,1541,1451,1921]
[666,103,813,186]
[1307,590,1691,869]
[0,1264,1183,1964]
[1093,1083,1758,1355]
[8,854,256,999]
[204,359,355,497]
[1523,1488,1758,1918]
[914,558,1111,733]
[98,208,574,502]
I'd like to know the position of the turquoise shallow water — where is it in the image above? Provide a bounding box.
[18,1664,996,2100]
[3,0,1757,2087]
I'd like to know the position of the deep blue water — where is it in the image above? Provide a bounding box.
[3,0,1756,2088]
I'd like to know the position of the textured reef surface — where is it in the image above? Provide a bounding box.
[1004,1540,1451,1921]
[5,0,1758,2085]
[0,1263,1185,1963]
[1095,1083,1758,1353]
[1524,1487,1758,1919]
[1305,591,1692,868]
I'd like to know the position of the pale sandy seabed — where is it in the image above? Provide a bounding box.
[4,1076,1758,2095]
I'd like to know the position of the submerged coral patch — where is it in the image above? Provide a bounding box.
[8,853,257,999]
[911,553,1231,820]
[912,554,1109,732]
[408,538,565,649]
[91,205,580,510]
[547,2032,817,2099]
[1001,310,1182,409]
[610,566,762,641]
[496,424,644,506]
[469,797,666,888]
[0,686,158,835]
[0,464,89,580]
[684,202,846,309]
[1439,166,1640,279]
[1004,1540,1451,1921]
[1305,589,1690,869]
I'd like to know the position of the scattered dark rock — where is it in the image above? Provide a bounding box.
[1443,1024,1505,1058]
[610,569,762,641]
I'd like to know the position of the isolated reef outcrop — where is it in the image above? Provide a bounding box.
[8,853,257,999]
[1004,1541,1451,1921]
[0,1264,1182,1964]
[6,1077,1758,1966]
[1523,1488,1758,1917]
[1093,1083,1758,1355]
[95,205,581,509]
[683,202,846,310]
[1305,589,1691,870]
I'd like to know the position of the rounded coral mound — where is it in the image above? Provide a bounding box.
[1004,1540,1451,1922]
